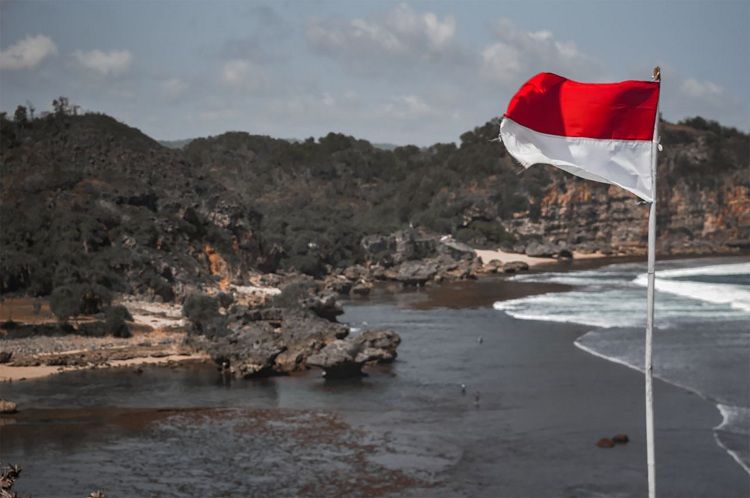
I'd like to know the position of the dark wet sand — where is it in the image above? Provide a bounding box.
[2,272,748,497]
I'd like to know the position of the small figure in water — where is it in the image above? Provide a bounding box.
[461,383,467,394]
[477,336,483,344]
[221,361,232,385]
[474,391,481,406]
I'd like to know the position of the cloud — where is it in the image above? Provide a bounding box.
[307,3,460,71]
[220,59,267,91]
[199,108,240,121]
[481,18,600,86]
[481,43,522,84]
[0,34,57,70]
[662,73,746,127]
[220,5,289,63]
[679,78,724,99]
[73,49,132,76]
[379,95,435,120]
[161,77,188,100]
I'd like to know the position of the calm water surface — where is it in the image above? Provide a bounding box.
[1,257,748,497]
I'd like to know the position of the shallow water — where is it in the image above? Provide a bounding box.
[2,258,749,497]
[493,256,750,473]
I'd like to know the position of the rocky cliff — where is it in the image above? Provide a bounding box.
[504,120,750,255]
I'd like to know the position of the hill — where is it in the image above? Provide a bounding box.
[1,109,748,303]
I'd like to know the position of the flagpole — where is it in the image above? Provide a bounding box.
[645,66,661,498]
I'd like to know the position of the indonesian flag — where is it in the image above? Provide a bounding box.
[500,72,660,202]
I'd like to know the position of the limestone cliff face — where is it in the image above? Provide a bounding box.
[505,122,750,256]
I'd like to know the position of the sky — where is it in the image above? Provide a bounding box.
[1,0,748,145]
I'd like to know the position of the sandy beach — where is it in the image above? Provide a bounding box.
[475,248,608,267]
[0,353,208,382]
[0,296,208,382]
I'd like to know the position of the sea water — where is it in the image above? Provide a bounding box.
[493,256,750,473]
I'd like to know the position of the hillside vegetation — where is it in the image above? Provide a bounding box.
[1,104,748,304]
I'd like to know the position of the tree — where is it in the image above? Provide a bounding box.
[52,96,70,115]
[49,286,80,321]
[13,105,27,124]
[49,284,112,321]
[25,100,35,120]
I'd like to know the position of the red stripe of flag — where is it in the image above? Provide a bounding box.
[504,73,660,141]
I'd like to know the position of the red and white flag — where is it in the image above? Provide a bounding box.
[500,72,660,202]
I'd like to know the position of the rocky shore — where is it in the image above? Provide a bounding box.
[1,111,745,392]
[0,227,548,387]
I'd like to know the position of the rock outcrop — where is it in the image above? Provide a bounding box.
[307,329,401,378]
[502,261,530,273]
[184,282,398,379]
[302,293,344,321]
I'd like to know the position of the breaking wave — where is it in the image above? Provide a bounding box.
[493,257,750,474]
[493,260,750,327]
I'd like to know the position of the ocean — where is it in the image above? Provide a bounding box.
[493,256,750,474]
[2,256,748,497]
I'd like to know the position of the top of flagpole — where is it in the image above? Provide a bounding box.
[652,66,661,82]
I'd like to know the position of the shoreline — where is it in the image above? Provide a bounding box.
[575,333,750,476]
[340,295,750,497]
[2,252,747,383]
[380,251,750,477]
[487,254,750,478]
[0,352,209,383]
[3,255,748,496]
[474,248,608,268]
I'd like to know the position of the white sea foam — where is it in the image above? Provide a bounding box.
[716,404,750,435]
[633,273,750,312]
[496,260,750,328]
[715,405,750,474]
[658,262,750,279]
[493,290,644,328]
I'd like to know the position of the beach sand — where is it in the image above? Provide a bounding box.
[0,353,208,382]
[0,296,209,382]
[475,248,607,267]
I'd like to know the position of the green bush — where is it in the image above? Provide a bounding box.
[270,279,316,310]
[104,305,133,338]
[49,284,112,321]
[182,294,219,328]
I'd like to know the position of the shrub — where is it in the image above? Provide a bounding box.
[104,305,133,338]
[216,292,234,309]
[49,284,112,321]
[270,279,316,310]
[182,294,219,329]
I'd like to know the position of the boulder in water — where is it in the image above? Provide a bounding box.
[596,437,615,448]
[612,433,629,444]
[503,261,529,273]
[0,399,18,414]
[307,329,401,378]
